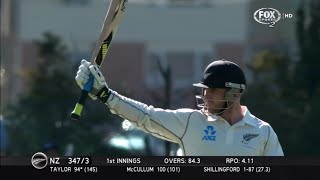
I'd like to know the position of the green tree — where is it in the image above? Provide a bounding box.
[243,1,320,155]
[294,0,320,155]
[4,32,128,156]
[243,51,302,155]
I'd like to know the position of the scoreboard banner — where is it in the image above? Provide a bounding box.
[1,155,320,179]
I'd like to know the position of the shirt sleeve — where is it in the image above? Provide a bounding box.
[263,125,284,156]
[104,90,193,144]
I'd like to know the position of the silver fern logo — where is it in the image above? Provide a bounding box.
[242,133,259,145]
[31,152,48,169]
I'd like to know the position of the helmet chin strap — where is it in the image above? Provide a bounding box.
[210,100,235,116]
[215,102,229,116]
[197,87,243,116]
[206,88,237,116]
[215,88,233,115]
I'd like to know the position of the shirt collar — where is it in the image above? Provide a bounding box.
[207,115,220,121]
[241,107,257,127]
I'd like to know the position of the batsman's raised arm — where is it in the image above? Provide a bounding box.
[75,59,191,144]
[75,59,284,156]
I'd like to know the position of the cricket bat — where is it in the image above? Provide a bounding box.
[70,0,128,120]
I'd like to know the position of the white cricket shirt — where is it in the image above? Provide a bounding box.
[105,90,284,156]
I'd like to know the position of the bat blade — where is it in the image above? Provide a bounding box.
[71,0,128,120]
[91,0,127,66]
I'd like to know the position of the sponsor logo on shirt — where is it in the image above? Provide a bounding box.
[242,133,259,145]
[202,125,216,141]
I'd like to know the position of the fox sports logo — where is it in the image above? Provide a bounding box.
[254,8,281,27]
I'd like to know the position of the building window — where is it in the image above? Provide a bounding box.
[146,52,164,88]
[167,51,193,80]
[146,51,213,89]
[59,0,90,6]
[146,51,194,88]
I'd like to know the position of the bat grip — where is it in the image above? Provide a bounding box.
[70,74,94,120]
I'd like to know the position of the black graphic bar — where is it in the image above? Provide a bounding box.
[2,156,320,166]
[0,165,319,179]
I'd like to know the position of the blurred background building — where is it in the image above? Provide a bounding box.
[2,0,248,109]
[1,0,301,109]
[1,0,21,108]
[2,0,317,156]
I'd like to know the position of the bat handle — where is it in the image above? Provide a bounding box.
[70,74,94,120]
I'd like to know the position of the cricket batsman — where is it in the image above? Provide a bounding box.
[75,59,284,156]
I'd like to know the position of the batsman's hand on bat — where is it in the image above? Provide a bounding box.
[75,59,111,102]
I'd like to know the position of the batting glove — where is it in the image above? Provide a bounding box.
[75,59,110,101]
